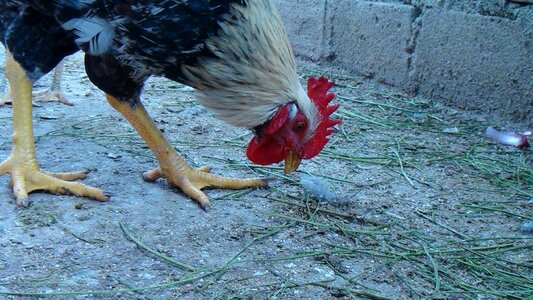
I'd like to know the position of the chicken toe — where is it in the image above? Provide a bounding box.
[32,89,73,106]
[0,160,108,207]
[147,163,266,209]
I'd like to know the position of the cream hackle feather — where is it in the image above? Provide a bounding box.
[182,0,319,137]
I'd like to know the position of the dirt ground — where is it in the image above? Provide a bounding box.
[0,49,531,300]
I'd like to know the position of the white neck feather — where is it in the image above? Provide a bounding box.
[181,0,316,130]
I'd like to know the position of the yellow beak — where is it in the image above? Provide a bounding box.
[284,149,302,174]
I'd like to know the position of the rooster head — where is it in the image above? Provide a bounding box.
[246,77,341,173]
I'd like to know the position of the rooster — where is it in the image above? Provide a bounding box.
[0,0,340,209]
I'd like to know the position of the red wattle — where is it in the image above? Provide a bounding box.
[246,136,288,165]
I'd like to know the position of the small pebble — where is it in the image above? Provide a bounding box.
[521,221,533,234]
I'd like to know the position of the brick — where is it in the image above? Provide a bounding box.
[330,1,416,87]
[274,0,327,61]
[411,9,533,125]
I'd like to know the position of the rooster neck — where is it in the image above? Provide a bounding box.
[181,0,314,130]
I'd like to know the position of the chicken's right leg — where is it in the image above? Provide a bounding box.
[105,95,267,209]
[0,52,108,207]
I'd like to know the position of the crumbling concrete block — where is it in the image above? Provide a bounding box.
[330,1,417,87]
[274,0,533,125]
[410,9,533,124]
[274,0,327,61]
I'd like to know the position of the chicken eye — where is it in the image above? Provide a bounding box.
[293,121,306,132]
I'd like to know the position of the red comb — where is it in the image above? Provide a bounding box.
[302,76,341,159]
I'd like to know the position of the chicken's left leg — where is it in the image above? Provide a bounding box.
[1,60,73,106]
[32,60,73,106]
[106,95,267,209]
[0,53,108,207]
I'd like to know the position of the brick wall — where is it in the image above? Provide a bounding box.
[275,0,533,126]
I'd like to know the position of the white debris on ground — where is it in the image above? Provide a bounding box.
[486,127,529,149]
[300,175,338,202]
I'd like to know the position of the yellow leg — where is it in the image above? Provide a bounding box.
[0,52,108,207]
[106,95,267,209]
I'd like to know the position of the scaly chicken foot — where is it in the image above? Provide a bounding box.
[1,60,73,106]
[106,95,267,209]
[1,53,107,207]
[32,60,73,106]
[32,90,73,106]
[142,165,211,182]
[7,170,89,187]
[142,163,265,209]
[1,88,73,106]
[0,158,106,207]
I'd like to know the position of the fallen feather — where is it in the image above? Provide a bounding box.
[300,175,337,202]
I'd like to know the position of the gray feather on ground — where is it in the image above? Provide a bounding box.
[300,175,337,202]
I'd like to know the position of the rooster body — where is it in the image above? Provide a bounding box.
[0,0,339,207]
[4,0,310,126]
